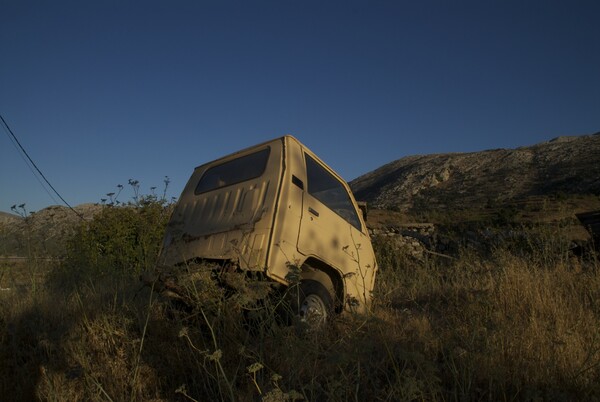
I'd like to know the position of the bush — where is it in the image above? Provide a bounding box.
[60,197,171,280]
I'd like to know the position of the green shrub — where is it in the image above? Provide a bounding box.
[60,197,171,280]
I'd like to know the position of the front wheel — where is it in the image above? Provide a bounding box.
[294,280,334,327]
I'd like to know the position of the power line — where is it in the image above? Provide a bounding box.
[2,120,61,206]
[0,114,85,220]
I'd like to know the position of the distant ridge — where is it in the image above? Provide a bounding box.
[350,132,600,214]
[0,211,22,226]
[0,204,102,257]
[3,132,600,256]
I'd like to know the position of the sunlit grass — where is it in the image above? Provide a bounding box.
[1,210,599,401]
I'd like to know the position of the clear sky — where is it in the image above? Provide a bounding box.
[1,0,599,214]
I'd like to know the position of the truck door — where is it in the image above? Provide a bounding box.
[297,153,376,308]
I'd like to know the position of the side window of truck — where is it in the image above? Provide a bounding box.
[195,147,271,194]
[305,153,362,231]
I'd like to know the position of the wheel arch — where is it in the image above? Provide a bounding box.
[300,257,345,313]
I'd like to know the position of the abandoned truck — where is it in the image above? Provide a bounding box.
[157,135,378,324]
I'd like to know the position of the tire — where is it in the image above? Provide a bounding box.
[292,280,334,327]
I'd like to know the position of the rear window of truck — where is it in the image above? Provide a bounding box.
[195,147,271,194]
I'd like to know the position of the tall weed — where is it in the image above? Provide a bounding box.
[1,217,599,401]
[55,197,171,285]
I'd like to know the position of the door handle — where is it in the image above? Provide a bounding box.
[308,207,319,217]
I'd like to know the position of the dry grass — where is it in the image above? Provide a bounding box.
[1,228,599,401]
[384,249,600,400]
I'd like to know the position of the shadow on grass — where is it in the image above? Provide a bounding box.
[2,244,600,401]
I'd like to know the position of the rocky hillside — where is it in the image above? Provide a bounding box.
[351,132,600,220]
[0,204,102,257]
[3,132,599,257]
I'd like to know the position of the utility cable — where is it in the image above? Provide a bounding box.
[2,120,61,206]
[0,113,85,220]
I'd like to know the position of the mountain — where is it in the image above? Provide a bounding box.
[351,132,600,221]
[0,211,21,226]
[0,204,102,257]
[2,132,599,257]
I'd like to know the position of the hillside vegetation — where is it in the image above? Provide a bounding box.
[2,133,600,400]
[1,199,599,401]
[351,132,600,223]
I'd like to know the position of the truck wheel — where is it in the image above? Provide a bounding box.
[295,280,334,327]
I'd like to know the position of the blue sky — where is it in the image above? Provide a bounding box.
[1,0,599,214]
